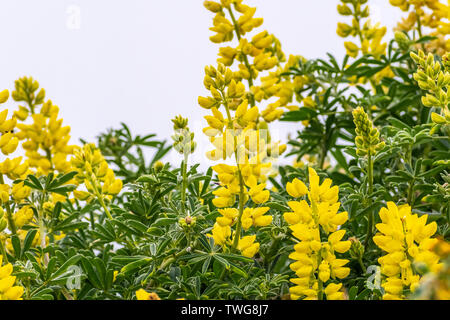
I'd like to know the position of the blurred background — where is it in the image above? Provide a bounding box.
[0,0,399,163]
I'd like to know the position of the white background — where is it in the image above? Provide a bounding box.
[0,0,399,164]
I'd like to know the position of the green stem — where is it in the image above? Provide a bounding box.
[180,153,189,213]
[364,152,374,250]
[97,194,113,220]
[38,193,49,266]
[145,248,189,289]
[220,88,246,251]
[407,179,415,208]
[358,257,366,273]
[232,171,245,250]
[318,278,324,300]
[88,175,113,220]
[264,236,281,265]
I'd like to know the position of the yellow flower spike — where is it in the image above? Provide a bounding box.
[374,202,441,299]
[284,168,350,300]
[71,143,121,220]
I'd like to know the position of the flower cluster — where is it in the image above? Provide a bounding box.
[203,0,304,123]
[373,202,441,300]
[337,0,387,59]
[390,0,449,55]
[0,255,24,300]
[199,62,279,257]
[352,106,385,157]
[12,77,75,175]
[284,167,351,300]
[71,143,123,219]
[410,50,449,125]
[0,89,33,235]
[171,115,196,156]
[0,91,30,182]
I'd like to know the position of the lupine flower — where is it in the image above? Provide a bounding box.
[12,77,75,175]
[284,167,350,300]
[199,63,276,258]
[337,0,387,59]
[410,50,449,126]
[71,143,123,219]
[390,0,449,55]
[203,0,306,123]
[373,202,441,300]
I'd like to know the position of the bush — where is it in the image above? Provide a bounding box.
[0,0,448,300]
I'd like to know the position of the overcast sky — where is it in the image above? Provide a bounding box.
[0,0,400,165]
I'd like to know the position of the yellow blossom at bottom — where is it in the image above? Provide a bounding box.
[0,255,24,300]
[136,288,161,300]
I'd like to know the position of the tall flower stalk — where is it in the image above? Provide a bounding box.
[284,167,351,300]
[352,106,385,249]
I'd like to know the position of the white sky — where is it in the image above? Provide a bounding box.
[0,0,400,165]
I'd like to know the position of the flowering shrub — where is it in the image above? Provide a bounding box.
[0,0,449,301]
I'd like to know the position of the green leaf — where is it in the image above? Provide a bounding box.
[50,254,82,280]
[120,257,152,275]
[24,174,43,190]
[22,229,38,255]
[11,235,21,258]
[152,217,177,227]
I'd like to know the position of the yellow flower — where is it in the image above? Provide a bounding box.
[135,288,161,300]
[0,89,9,104]
[373,202,440,300]
[344,41,359,58]
[212,187,235,208]
[11,77,75,176]
[248,183,269,204]
[13,206,34,229]
[209,222,231,246]
[11,182,31,202]
[241,207,272,230]
[216,208,239,227]
[0,255,24,300]
[237,235,260,258]
[284,168,350,300]
[286,178,308,198]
